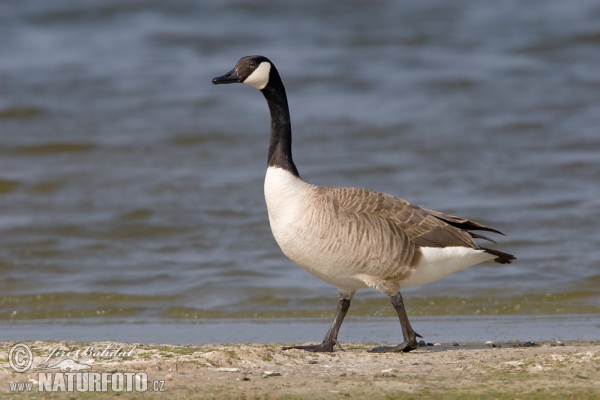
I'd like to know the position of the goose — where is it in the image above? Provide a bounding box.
[212,55,515,353]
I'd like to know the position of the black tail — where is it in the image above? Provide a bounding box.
[480,247,516,264]
[424,208,506,241]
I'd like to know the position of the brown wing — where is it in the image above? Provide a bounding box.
[320,186,484,249]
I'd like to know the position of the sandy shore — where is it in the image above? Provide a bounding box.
[1,340,599,398]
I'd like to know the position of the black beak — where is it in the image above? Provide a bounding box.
[212,68,241,85]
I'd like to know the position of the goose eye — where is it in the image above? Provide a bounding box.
[249,61,257,68]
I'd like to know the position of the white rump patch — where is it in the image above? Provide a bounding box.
[401,246,495,288]
[243,62,271,90]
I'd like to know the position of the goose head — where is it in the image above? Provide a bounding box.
[212,55,273,90]
[212,55,298,176]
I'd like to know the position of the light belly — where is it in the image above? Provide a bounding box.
[269,211,369,289]
[263,168,367,289]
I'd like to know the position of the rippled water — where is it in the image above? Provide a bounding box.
[1,1,599,340]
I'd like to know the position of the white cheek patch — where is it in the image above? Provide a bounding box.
[243,62,271,90]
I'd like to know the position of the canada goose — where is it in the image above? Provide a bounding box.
[212,55,515,353]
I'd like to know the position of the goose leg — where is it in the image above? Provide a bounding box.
[283,296,351,352]
[370,291,421,353]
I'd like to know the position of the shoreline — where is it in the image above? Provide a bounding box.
[2,314,598,345]
[2,340,598,398]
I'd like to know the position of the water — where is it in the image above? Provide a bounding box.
[1,0,599,343]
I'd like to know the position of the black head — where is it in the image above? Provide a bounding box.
[212,55,273,90]
[212,56,274,90]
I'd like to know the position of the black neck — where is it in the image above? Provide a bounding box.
[261,69,300,177]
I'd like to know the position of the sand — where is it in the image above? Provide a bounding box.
[2,340,599,399]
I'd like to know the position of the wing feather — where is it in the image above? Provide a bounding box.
[317,186,498,250]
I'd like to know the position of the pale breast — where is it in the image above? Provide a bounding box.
[263,167,416,291]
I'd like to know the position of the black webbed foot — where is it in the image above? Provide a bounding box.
[283,340,338,352]
[370,292,423,353]
[369,338,419,353]
[283,297,351,353]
